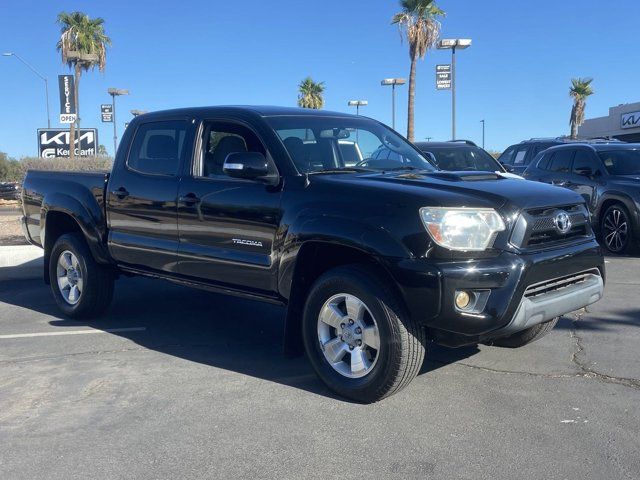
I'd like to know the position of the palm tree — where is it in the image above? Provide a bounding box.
[57,11,111,159]
[392,0,444,142]
[297,77,325,109]
[569,77,594,139]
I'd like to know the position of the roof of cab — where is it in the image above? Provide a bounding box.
[135,105,360,120]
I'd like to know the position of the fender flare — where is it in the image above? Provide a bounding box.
[41,192,111,265]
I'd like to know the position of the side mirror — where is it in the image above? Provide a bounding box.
[575,167,593,177]
[223,152,270,180]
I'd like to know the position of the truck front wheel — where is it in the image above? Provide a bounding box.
[49,233,114,318]
[302,265,425,403]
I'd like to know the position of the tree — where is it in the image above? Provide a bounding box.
[297,77,325,109]
[57,11,111,160]
[569,78,594,139]
[392,0,444,142]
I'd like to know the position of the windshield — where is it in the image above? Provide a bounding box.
[598,149,640,175]
[423,146,501,172]
[267,116,436,173]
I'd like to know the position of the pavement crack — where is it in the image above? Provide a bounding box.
[568,313,640,390]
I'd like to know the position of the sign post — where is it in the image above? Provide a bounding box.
[101,104,113,123]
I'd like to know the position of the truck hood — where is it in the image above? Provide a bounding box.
[312,170,584,212]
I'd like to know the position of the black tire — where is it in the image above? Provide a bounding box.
[488,317,558,348]
[49,233,114,318]
[302,264,425,403]
[600,204,635,255]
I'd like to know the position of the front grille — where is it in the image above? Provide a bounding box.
[511,203,593,250]
[524,269,601,298]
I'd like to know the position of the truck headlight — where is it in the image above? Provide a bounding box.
[419,207,505,251]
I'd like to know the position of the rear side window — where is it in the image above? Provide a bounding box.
[127,121,188,175]
[513,147,528,165]
[572,150,599,174]
[548,150,574,172]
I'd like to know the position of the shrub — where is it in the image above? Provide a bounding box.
[0,153,113,183]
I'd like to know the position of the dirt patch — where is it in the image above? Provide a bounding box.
[0,206,28,246]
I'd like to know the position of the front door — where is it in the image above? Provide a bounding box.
[107,118,193,273]
[176,121,283,294]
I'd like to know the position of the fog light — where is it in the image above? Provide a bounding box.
[455,291,471,309]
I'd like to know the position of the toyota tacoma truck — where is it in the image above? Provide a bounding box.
[21,106,605,402]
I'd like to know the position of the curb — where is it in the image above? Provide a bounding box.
[0,245,43,281]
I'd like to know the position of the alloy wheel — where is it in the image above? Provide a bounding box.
[603,208,629,253]
[56,250,83,305]
[317,293,380,378]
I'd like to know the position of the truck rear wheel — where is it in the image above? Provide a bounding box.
[488,317,559,348]
[302,265,425,403]
[49,233,114,318]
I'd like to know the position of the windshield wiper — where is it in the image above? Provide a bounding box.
[309,167,374,174]
[383,166,422,171]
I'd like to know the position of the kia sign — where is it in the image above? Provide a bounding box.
[436,64,451,90]
[58,75,77,124]
[37,129,98,159]
[621,111,640,130]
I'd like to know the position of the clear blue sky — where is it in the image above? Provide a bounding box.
[1,0,639,158]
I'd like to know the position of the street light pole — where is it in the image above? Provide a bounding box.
[3,52,51,128]
[381,78,406,130]
[437,39,471,141]
[108,88,130,156]
[348,100,368,143]
[480,119,485,149]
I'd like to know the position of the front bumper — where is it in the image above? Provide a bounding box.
[388,239,605,345]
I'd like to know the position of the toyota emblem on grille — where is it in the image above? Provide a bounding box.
[553,211,572,234]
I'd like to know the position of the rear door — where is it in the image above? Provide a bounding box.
[176,120,283,294]
[107,118,194,273]
[566,148,602,211]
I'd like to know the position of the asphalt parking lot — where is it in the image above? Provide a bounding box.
[0,256,639,479]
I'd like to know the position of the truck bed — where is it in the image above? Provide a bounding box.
[22,170,110,248]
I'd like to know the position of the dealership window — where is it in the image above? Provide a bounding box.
[548,150,574,172]
[127,121,187,176]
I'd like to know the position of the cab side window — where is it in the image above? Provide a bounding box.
[198,123,269,178]
[127,121,188,176]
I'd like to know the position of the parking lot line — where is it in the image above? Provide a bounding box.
[0,326,146,340]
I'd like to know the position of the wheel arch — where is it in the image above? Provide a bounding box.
[41,195,110,284]
[281,240,406,357]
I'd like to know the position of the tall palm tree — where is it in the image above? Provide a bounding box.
[392,0,444,142]
[297,77,325,109]
[569,77,594,139]
[57,11,111,159]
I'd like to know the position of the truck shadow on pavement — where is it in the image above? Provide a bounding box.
[0,275,550,401]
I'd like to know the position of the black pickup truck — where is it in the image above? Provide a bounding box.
[22,106,605,402]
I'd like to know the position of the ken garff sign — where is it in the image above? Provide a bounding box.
[621,111,640,130]
[37,129,98,159]
[58,75,76,124]
[436,64,451,90]
[101,104,113,122]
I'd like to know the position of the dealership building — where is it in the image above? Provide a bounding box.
[578,101,640,142]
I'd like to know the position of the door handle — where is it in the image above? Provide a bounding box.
[111,187,129,199]
[179,193,200,205]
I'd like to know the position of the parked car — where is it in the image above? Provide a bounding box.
[22,106,604,402]
[415,140,522,177]
[523,142,640,254]
[0,181,21,201]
